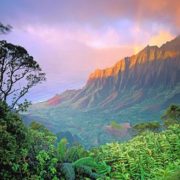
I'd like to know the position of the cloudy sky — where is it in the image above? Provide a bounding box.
[0,0,179,102]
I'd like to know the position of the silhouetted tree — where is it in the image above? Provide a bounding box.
[0,41,46,111]
[0,23,12,34]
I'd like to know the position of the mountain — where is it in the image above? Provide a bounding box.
[26,36,180,147]
[69,40,180,110]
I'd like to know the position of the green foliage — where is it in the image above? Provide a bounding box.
[162,104,180,127]
[64,144,88,162]
[28,121,108,179]
[72,157,110,179]
[75,165,99,179]
[0,101,29,179]
[60,163,75,180]
[110,120,123,130]
[56,137,88,163]
[30,121,54,136]
[27,122,58,179]
[91,124,180,180]
[163,104,180,121]
[164,169,180,180]
[28,122,56,159]
[1,102,179,179]
[57,149,110,179]
[72,157,98,168]
[133,121,160,133]
[57,138,68,162]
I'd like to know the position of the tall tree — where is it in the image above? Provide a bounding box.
[0,40,46,111]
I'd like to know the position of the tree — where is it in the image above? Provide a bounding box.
[0,23,12,34]
[133,121,160,133]
[0,41,46,111]
[161,104,180,127]
[0,101,29,179]
[27,122,58,179]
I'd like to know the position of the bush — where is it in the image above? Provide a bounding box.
[90,124,180,179]
[133,121,160,133]
[162,104,180,127]
[0,101,29,179]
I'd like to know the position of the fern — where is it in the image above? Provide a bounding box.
[73,157,111,178]
[57,138,68,162]
[91,124,180,180]
[75,165,99,179]
[72,157,98,168]
[61,163,75,180]
[164,169,180,180]
[96,161,111,175]
[57,139,111,179]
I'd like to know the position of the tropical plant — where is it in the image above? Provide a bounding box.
[162,104,180,127]
[56,138,111,179]
[58,156,111,179]
[90,124,180,179]
[27,122,58,179]
[133,121,160,133]
[0,101,29,179]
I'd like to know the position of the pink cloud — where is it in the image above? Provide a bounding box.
[149,31,175,47]
[1,0,179,102]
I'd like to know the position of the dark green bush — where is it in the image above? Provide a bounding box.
[0,101,29,179]
[133,121,160,133]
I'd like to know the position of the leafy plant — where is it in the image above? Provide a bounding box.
[110,120,123,130]
[0,101,29,179]
[58,157,110,179]
[91,124,180,180]
[162,104,180,127]
[57,138,68,162]
[133,121,160,133]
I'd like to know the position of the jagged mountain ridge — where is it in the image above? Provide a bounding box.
[43,36,180,111]
[27,36,180,147]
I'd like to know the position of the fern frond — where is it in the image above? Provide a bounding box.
[61,163,75,180]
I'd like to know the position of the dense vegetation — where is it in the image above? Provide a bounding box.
[26,85,180,147]
[162,104,180,127]
[0,101,29,179]
[0,102,111,179]
[91,124,180,179]
[0,101,180,179]
[133,121,160,133]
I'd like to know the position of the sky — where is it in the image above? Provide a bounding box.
[0,0,180,102]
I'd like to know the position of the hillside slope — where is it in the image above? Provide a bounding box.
[65,36,180,110]
[26,36,180,147]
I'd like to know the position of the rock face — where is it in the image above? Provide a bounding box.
[46,90,80,106]
[33,36,180,112]
[35,36,180,111]
[57,36,180,110]
[27,36,180,147]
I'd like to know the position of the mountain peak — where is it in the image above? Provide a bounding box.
[160,35,180,51]
[33,36,180,110]
[88,36,180,83]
